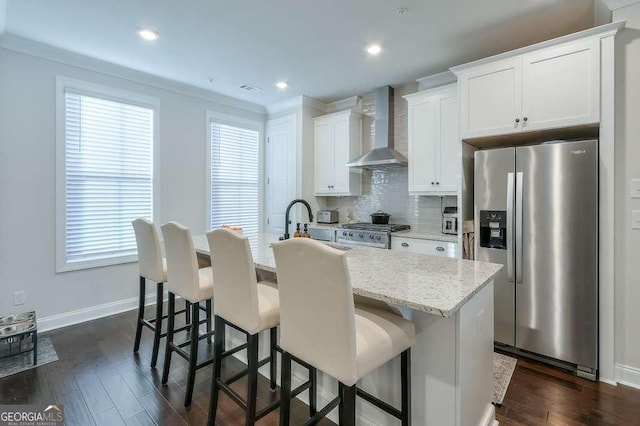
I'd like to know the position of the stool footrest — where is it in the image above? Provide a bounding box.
[222,342,247,358]
[302,395,340,426]
[223,356,270,386]
[216,379,247,410]
[291,381,311,399]
[356,387,402,419]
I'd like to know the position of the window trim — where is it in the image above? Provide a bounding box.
[205,111,264,233]
[55,76,160,272]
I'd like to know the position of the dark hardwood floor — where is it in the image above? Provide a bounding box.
[1,307,639,425]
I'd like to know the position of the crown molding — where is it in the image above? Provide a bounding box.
[325,95,360,113]
[451,20,626,75]
[416,71,457,89]
[0,33,266,115]
[602,0,640,10]
[266,95,327,116]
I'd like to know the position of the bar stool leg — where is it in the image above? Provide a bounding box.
[184,301,200,406]
[185,301,192,333]
[269,327,277,390]
[133,276,146,353]
[151,282,164,368]
[341,383,356,426]
[206,299,212,345]
[32,331,38,366]
[279,352,292,426]
[161,292,176,385]
[309,367,317,417]
[338,383,344,425]
[207,316,225,426]
[401,349,411,426]
[246,333,259,426]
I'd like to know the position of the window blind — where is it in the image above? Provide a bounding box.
[210,122,260,236]
[64,91,153,264]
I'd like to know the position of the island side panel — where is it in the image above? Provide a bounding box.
[457,280,495,426]
[405,307,458,425]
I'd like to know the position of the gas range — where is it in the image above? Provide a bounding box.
[336,223,411,249]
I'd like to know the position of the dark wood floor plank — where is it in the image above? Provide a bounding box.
[57,389,95,426]
[93,406,127,426]
[124,410,156,426]
[101,374,146,420]
[138,390,187,426]
[75,371,116,417]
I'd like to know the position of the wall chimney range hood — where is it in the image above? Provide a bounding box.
[347,85,408,169]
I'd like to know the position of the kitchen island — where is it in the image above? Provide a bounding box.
[193,233,502,426]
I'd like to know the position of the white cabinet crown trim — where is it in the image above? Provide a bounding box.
[450,21,625,76]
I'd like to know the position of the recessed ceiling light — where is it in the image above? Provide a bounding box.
[138,29,159,41]
[366,44,382,55]
[276,81,288,90]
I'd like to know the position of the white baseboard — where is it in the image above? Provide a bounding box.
[39,292,163,333]
[615,363,640,389]
[479,404,496,426]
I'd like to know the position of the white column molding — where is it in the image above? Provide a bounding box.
[598,32,617,384]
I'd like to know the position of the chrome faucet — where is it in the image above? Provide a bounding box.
[281,199,314,240]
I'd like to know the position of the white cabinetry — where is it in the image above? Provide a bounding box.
[456,38,600,139]
[405,84,460,195]
[391,237,459,258]
[314,110,361,196]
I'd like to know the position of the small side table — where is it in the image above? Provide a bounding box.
[0,311,38,366]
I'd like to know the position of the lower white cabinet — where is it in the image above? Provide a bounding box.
[391,237,459,258]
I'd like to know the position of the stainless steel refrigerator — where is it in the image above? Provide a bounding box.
[474,140,598,379]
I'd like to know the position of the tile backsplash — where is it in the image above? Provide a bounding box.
[322,84,457,234]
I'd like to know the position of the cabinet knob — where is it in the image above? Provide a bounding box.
[401,242,409,247]
[436,182,440,185]
[523,117,528,122]
[436,246,445,252]
[431,182,435,185]
[515,118,520,123]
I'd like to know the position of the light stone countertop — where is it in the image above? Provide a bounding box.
[310,223,459,243]
[192,233,502,318]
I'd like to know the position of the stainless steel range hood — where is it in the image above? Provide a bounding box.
[347,85,408,169]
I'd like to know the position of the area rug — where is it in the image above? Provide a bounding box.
[493,352,517,405]
[0,337,58,379]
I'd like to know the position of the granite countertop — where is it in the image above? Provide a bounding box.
[193,233,501,318]
[309,223,459,243]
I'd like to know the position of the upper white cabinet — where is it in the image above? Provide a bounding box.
[456,38,600,139]
[314,110,361,196]
[405,84,460,195]
[521,38,599,132]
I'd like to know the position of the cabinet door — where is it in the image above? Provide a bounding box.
[522,39,599,131]
[314,122,334,194]
[435,93,460,193]
[459,58,522,139]
[331,119,351,194]
[408,98,437,193]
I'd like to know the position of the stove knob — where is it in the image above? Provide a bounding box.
[369,235,374,239]
[348,232,353,237]
[376,236,381,241]
[359,233,364,238]
[342,231,347,237]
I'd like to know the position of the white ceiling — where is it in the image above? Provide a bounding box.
[3,0,595,106]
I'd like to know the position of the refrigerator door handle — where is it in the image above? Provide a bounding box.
[506,172,515,282]
[516,172,524,284]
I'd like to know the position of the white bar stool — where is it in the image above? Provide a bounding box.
[132,218,172,368]
[206,228,317,426]
[273,238,415,426]
[160,221,215,407]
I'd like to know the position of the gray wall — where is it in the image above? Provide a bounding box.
[0,45,264,322]
[324,84,457,234]
[613,4,640,377]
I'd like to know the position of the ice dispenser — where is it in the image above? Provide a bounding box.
[479,210,507,249]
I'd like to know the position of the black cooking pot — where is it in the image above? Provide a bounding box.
[371,210,391,225]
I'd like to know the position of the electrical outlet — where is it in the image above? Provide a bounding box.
[631,179,640,199]
[633,211,640,230]
[477,310,486,334]
[13,291,26,306]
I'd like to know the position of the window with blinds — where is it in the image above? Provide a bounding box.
[60,88,154,270]
[209,121,260,236]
